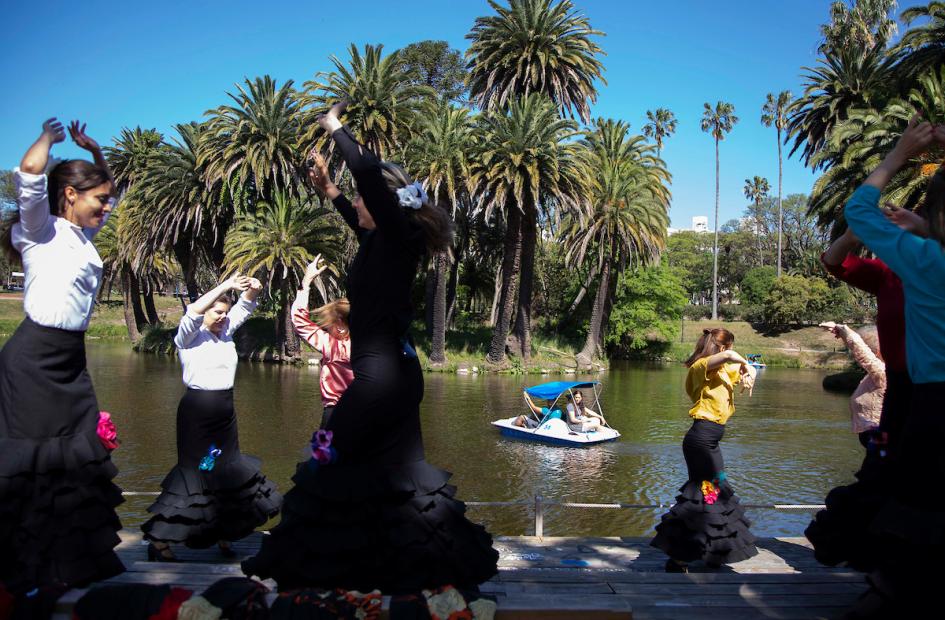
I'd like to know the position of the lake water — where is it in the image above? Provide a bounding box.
[82,342,859,537]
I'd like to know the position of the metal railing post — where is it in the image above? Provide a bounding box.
[534,495,544,537]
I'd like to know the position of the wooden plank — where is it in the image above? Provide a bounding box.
[609,593,859,608]
[497,569,864,584]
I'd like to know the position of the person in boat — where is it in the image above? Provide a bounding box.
[242,101,498,594]
[514,390,563,428]
[0,119,125,594]
[651,327,758,573]
[564,390,605,432]
[141,274,282,561]
[291,252,353,429]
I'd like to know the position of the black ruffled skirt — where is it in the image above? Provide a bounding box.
[242,458,499,594]
[141,388,281,547]
[0,318,124,589]
[804,370,912,571]
[651,419,758,566]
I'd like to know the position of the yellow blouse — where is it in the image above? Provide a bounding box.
[686,357,743,425]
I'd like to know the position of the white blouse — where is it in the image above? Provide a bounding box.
[175,295,257,390]
[13,169,114,332]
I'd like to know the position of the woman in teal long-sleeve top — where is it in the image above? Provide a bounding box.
[841,116,945,618]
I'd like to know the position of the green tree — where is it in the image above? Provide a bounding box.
[607,264,688,351]
[303,44,431,160]
[398,40,467,102]
[664,231,713,305]
[202,76,304,201]
[407,100,475,365]
[223,191,341,360]
[561,118,670,366]
[762,90,792,276]
[743,176,770,265]
[700,101,738,320]
[819,0,898,54]
[894,2,945,79]
[1,170,16,208]
[471,93,583,364]
[465,0,605,123]
[104,127,163,194]
[642,108,677,157]
[762,274,833,327]
[740,265,777,314]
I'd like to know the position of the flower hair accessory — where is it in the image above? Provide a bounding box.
[199,444,222,472]
[395,182,427,210]
[310,429,337,465]
[96,411,119,451]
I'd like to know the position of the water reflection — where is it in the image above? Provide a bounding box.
[74,343,860,537]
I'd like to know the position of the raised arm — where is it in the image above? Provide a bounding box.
[16,119,65,236]
[292,257,331,353]
[319,102,409,236]
[822,228,859,268]
[69,121,117,198]
[822,322,886,385]
[174,275,250,348]
[226,277,262,335]
[523,391,543,416]
[307,149,361,234]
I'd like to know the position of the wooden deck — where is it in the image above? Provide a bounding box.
[53,533,867,619]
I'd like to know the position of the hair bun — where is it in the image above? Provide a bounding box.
[702,329,711,335]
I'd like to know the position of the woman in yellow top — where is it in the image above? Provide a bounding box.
[651,328,758,572]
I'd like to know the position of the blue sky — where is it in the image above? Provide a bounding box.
[0,0,927,227]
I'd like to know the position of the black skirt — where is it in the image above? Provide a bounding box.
[0,318,124,589]
[651,419,758,566]
[141,388,281,548]
[804,370,912,571]
[242,343,498,594]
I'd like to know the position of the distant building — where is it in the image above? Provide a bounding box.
[668,215,712,236]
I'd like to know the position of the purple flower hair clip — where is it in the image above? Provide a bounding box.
[310,429,337,465]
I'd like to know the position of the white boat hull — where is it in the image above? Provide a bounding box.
[491,417,620,447]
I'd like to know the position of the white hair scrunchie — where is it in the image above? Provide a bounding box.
[396,182,427,210]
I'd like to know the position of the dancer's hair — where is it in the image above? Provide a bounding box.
[685,328,735,367]
[924,165,945,247]
[2,160,111,261]
[379,162,454,253]
[314,298,350,330]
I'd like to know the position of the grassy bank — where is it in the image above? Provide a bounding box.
[0,293,855,371]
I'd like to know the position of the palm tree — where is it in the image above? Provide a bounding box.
[407,100,474,365]
[471,93,583,365]
[894,2,945,79]
[701,101,738,320]
[762,90,792,276]
[562,119,670,367]
[202,76,304,201]
[223,191,341,360]
[743,176,770,265]
[786,45,893,168]
[465,0,605,123]
[303,44,432,160]
[642,108,677,157]
[132,122,231,298]
[104,127,163,194]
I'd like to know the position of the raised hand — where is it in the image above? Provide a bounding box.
[307,150,331,192]
[225,274,250,292]
[891,114,936,162]
[247,277,263,292]
[41,118,66,145]
[68,121,101,154]
[316,100,348,134]
[883,202,930,237]
[818,321,842,337]
[303,254,327,286]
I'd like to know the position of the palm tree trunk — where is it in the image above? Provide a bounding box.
[487,207,522,365]
[712,137,720,321]
[129,273,147,330]
[173,240,200,302]
[489,262,503,327]
[143,284,160,325]
[276,286,301,361]
[429,251,449,365]
[121,267,141,342]
[577,254,612,367]
[511,202,537,363]
[566,264,600,316]
[776,127,783,278]
[424,258,436,337]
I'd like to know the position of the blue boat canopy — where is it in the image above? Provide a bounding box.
[524,380,600,401]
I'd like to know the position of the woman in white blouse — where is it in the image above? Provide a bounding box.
[141,275,281,561]
[0,119,125,591]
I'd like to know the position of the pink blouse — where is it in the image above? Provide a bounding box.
[291,289,353,408]
[836,325,885,434]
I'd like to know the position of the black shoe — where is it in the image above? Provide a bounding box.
[665,558,689,573]
[218,541,236,558]
[147,543,176,562]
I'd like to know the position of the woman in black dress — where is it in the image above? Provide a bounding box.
[0,119,124,592]
[242,102,498,593]
[142,275,281,560]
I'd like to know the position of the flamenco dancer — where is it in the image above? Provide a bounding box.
[291,254,353,429]
[142,275,282,561]
[0,119,124,592]
[837,117,945,617]
[242,102,498,593]
[651,328,758,572]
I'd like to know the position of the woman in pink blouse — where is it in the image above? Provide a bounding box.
[820,322,885,445]
[292,256,353,428]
